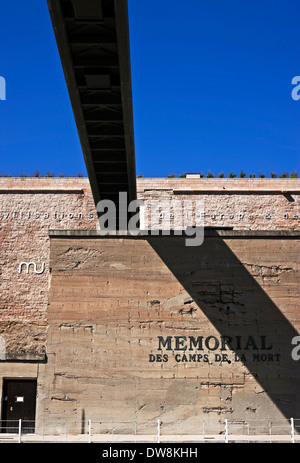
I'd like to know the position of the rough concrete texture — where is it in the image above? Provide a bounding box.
[0,177,299,434]
[1,177,299,353]
[0,178,97,353]
[37,233,300,433]
[137,178,300,230]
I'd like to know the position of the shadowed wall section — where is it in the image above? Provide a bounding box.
[40,231,300,433]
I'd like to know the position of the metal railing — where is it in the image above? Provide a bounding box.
[0,419,35,443]
[0,418,300,443]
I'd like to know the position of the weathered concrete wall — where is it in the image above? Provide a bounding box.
[137,178,300,230]
[1,177,300,433]
[38,232,300,432]
[1,177,298,356]
[0,178,97,354]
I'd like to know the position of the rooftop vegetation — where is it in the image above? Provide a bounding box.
[0,171,298,179]
[137,171,299,178]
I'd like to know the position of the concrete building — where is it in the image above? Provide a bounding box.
[0,0,299,442]
[0,176,299,439]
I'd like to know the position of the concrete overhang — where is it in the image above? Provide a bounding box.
[49,229,300,239]
[47,0,136,217]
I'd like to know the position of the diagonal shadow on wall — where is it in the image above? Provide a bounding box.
[148,231,300,422]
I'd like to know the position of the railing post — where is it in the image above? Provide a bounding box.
[225,419,228,443]
[88,419,92,443]
[18,419,22,443]
[291,418,295,443]
[8,416,300,443]
[65,419,68,443]
[157,419,160,443]
[180,420,182,443]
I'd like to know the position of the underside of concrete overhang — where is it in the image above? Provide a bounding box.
[47,0,136,216]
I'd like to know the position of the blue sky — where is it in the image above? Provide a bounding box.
[0,0,299,178]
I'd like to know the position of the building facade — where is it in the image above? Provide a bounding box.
[0,177,299,436]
